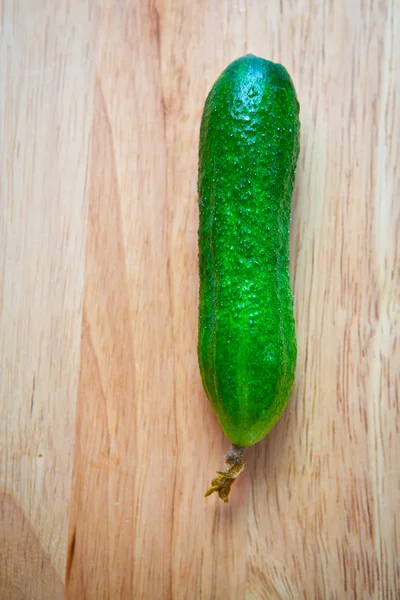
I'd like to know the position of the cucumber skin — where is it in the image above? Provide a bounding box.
[198,55,300,447]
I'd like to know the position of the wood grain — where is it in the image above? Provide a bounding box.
[0,1,96,598]
[1,0,399,599]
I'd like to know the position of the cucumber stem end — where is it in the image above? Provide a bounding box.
[204,445,246,502]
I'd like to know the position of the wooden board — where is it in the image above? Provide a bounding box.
[1,1,399,598]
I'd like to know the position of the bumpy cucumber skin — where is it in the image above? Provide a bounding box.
[198,55,300,447]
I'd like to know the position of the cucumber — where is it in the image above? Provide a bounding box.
[198,55,300,501]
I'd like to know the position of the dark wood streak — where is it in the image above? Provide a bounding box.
[65,527,76,583]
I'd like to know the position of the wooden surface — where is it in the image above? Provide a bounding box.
[1,1,399,598]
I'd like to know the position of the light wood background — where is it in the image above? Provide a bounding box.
[1,1,399,599]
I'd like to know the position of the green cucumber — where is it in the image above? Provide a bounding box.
[198,55,300,501]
